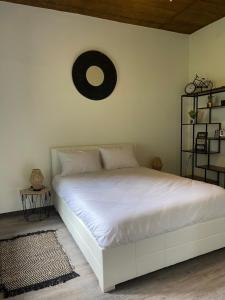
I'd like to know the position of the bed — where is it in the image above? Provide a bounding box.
[51,144,225,292]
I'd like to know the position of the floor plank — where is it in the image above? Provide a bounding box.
[1,212,225,299]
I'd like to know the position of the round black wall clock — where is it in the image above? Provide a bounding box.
[72,50,117,100]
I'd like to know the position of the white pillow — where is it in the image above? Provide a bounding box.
[100,145,139,170]
[58,150,102,176]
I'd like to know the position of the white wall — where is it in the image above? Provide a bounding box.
[189,17,225,86]
[0,2,188,213]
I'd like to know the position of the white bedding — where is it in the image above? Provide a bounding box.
[52,167,225,249]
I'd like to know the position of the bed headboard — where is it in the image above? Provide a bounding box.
[51,143,136,178]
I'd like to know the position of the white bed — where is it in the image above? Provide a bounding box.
[51,144,225,292]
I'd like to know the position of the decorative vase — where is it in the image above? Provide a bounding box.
[151,157,163,171]
[30,169,44,191]
[207,95,213,108]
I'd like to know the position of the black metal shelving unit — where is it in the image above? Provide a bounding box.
[180,86,225,187]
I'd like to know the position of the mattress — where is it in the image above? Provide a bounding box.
[52,167,225,249]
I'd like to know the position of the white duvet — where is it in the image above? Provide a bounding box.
[52,167,225,249]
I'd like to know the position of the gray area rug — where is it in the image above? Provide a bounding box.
[0,230,79,298]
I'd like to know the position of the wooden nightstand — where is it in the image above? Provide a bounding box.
[20,187,51,221]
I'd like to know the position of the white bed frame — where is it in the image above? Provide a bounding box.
[51,145,225,292]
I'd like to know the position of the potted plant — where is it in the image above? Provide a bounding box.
[188,110,198,124]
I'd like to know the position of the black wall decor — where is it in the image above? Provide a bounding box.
[72,50,117,100]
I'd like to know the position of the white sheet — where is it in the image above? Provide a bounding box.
[52,167,225,249]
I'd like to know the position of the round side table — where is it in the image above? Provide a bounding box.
[20,187,51,221]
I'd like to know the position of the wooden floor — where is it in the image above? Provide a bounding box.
[1,212,225,300]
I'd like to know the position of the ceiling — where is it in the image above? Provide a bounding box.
[3,0,225,34]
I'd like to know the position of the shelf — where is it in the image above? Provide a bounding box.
[196,122,220,125]
[182,86,225,97]
[181,86,225,187]
[208,137,225,140]
[195,137,225,141]
[182,149,219,154]
[198,105,225,110]
[197,165,225,173]
[182,122,220,125]
[185,175,218,185]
